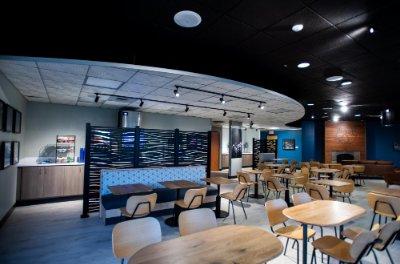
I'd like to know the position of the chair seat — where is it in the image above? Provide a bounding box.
[119,208,149,218]
[267,186,286,192]
[220,192,236,201]
[275,225,315,240]
[312,236,355,263]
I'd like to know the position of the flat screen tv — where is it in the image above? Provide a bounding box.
[12,141,20,165]
[4,104,13,132]
[13,110,21,133]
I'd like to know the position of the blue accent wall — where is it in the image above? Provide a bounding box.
[366,120,400,167]
[301,121,324,162]
[275,130,302,164]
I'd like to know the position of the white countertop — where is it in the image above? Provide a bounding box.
[17,157,84,167]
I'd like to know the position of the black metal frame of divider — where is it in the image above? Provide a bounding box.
[81,123,210,218]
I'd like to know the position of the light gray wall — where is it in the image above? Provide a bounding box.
[23,102,118,158]
[140,112,211,132]
[0,72,27,219]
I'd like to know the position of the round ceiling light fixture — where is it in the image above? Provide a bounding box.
[292,24,304,32]
[174,10,202,28]
[333,114,340,122]
[297,62,310,68]
[341,81,352,86]
[340,105,349,113]
[326,75,343,82]
[324,68,343,82]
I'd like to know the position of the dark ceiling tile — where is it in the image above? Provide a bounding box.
[310,0,382,25]
[229,0,305,30]
[200,0,242,12]
[239,33,285,54]
[199,15,257,47]
[264,8,332,43]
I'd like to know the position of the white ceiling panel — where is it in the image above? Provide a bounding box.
[129,71,173,87]
[88,66,136,82]
[119,82,158,94]
[40,69,85,85]
[37,62,89,75]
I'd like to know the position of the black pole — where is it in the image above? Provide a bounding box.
[81,123,91,218]
[174,129,179,166]
[134,126,140,167]
[206,131,212,179]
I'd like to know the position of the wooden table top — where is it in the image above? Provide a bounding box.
[283,200,365,227]
[272,173,303,180]
[129,225,283,264]
[159,180,202,190]
[108,183,153,195]
[243,169,263,174]
[371,187,400,198]
[202,176,236,185]
[311,168,340,173]
[312,179,351,187]
[265,163,288,168]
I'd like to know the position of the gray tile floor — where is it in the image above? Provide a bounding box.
[0,180,398,264]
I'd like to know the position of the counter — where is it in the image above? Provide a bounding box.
[17,158,84,202]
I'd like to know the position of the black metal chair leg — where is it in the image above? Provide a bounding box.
[387,248,394,264]
[327,255,330,264]
[231,201,236,224]
[292,239,296,249]
[283,237,289,255]
[372,249,378,264]
[247,188,250,202]
[334,226,337,237]
[348,197,352,204]
[265,190,270,201]
[240,201,247,219]
[121,259,124,264]
[295,240,299,264]
[370,213,377,230]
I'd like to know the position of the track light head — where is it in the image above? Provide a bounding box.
[174,88,180,97]
[223,110,227,117]
[94,93,99,103]
[185,105,189,112]
[220,95,225,104]
[139,99,144,107]
[247,113,251,119]
[258,102,264,109]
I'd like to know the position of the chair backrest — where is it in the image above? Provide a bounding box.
[340,169,350,179]
[265,199,288,227]
[237,171,252,184]
[330,164,343,170]
[257,162,267,170]
[333,179,355,194]
[292,192,312,206]
[306,183,330,200]
[375,220,400,250]
[232,184,248,200]
[343,165,355,174]
[350,230,378,260]
[276,166,285,174]
[301,167,310,177]
[293,172,307,185]
[353,165,365,173]
[301,162,310,169]
[126,193,157,217]
[112,217,161,259]
[183,187,208,208]
[261,169,273,181]
[267,177,284,190]
[289,163,296,173]
[178,208,217,236]
[367,192,400,218]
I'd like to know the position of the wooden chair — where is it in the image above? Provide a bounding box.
[276,166,285,174]
[265,176,286,201]
[287,162,297,174]
[333,179,355,203]
[120,193,157,219]
[338,169,351,180]
[260,169,273,193]
[220,183,248,224]
[310,166,319,180]
[367,192,400,229]
[174,187,208,224]
[237,171,255,202]
[310,161,320,168]
[292,192,313,206]
[330,163,343,171]
[311,230,378,264]
[305,182,331,200]
[178,208,217,236]
[112,217,161,264]
[265,199,315,264]
[353,165,366,185]
[290,172,308,193]
[301,162,310,169]
[342,220,400,264]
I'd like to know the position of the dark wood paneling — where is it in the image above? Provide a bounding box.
[210,131,220,171]
[324,121,366,163]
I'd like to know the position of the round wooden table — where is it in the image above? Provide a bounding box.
[244,169,264,199]
[129,225,283,264]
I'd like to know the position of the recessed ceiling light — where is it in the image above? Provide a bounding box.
[247,113,251,119]
[297,62,310,68]
[340,105,349,113]
[258,102,264,109]
[354,114,361,117]
[174,10,202,28]
[333,114,340,122]
[307,103,314,106]
[292,24,304,32]
[369,27,374,34]
[326,75,343,82]
[174,88,180,97]
[220,95,225,104]
[322,107,333,110]
[341,81,352,86]
[386,109,390,113]
[86,77,122,89]
[311,115,315,119]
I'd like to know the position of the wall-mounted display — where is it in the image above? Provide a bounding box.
[231,127,242,158]
[56,135,76,163]
[4,104,13,132]
[283,139,295,150]
[12,141,20,165]
[1,142,12,169]
[13,110,22,133]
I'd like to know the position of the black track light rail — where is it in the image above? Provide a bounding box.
[94,93,254,116]
[175,85,265,104]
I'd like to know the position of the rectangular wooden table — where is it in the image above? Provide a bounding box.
[129,225,283,264]
[311,168,340,179]
[273,173,303,206]
[312,179,351,197]
[202,177,236,218]
[371,187,400,198]
[159,180,203,226]
[108,183,153,195]
[283,200,366,264]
